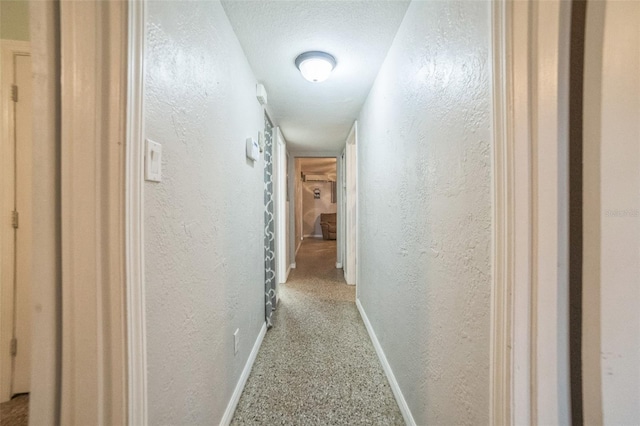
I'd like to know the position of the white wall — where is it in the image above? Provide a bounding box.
[583,1,640,423]
[356,1,492,424]
[144,1,265,423]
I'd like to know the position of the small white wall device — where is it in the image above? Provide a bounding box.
[256,83,268,105]
[145,139,162,182]
[246,137,259,162]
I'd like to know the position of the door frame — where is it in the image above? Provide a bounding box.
[336,150,345,269]
[290,152,341,267]
[126,0,148,424]
[490,0,572,424]
[28,1,130,424]
[0,39,31,403]
[343,121,357,286]
[274,126,289,292]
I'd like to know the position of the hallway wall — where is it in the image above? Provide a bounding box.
[356,1,492,424]
[583,0,640,422]
[0,0,30,41]
[144,1,265,423]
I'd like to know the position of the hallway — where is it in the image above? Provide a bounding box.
[231,239,403,425]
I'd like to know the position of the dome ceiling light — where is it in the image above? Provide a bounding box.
[295,51,337,83]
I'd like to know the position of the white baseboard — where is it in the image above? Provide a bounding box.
[356,299,416,426]
[335,262,342,269]
[290,262,296,269]
[303,234,323,239]
[220,322,267,425]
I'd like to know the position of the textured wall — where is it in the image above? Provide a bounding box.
[356,1,492,424]
[144,1,265,423]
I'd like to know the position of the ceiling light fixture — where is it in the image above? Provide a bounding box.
[295,51,336,83]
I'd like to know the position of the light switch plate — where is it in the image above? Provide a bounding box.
[145,139,162,182]
[246,137,259,162]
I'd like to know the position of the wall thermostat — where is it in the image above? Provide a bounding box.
[246,137,259,162]
[256,83,268,105]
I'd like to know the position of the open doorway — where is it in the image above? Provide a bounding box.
[1,1,32,424]
[291,157,341,276]
[295,158,338,245]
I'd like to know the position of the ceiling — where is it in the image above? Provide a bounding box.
[299,157,337,181]
[299,157,336,173]
[221,0,410,154]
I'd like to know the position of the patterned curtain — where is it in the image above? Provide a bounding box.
[263,115,276,328]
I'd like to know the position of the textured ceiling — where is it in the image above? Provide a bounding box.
[221,0,410,154]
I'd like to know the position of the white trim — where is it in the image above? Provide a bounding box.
[507,2,535,423]
[220,323,267,426]
[290,262,296,270]
[490,1,514,424]
[335,262,342,269]
[275,127,288,285]
[354,121,359,294]
[336,150,345,269]
[26,3,60,421]
[126,0,148,424]
[356,299,415,426]
[344,122,357,286]
[529,2,572,423]
[59,1,128,422]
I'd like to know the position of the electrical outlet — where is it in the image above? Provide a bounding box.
[233,329,239,355]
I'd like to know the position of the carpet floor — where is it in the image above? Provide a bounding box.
[231,238,404,425]
[0,394,28,426]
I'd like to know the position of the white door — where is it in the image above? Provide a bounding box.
[12,53,33,396]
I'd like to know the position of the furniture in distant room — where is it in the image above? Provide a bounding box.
[320,213,337,240]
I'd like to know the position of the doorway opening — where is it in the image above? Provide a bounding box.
[290,157,343,280]
[1,2,33,423]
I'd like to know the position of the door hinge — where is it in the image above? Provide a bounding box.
[11,211,19,229]
[10,338,17,356]
[11,84,18,102]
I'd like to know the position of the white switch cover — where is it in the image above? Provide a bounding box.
[145,139,162,182]
[246,137,259,162]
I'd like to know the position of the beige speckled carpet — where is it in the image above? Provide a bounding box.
[231,238,404,425]
[0,394,28,426]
